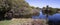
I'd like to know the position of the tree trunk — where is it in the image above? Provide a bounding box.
[46,14,48,24]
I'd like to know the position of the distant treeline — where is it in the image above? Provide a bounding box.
[42,6,60,15]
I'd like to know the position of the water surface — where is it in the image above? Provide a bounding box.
[32,11,60,22]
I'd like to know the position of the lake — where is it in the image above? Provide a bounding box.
[32,11,60,22]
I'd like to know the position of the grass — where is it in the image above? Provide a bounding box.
[0,20,12,25]
[0,18,47,25]
[0,18,33,25]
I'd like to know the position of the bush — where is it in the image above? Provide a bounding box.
[5,16,12,20]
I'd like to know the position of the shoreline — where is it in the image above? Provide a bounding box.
[0,18,47,25]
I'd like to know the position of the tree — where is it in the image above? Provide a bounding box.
[10,0,33,18]
[0,0,13,20]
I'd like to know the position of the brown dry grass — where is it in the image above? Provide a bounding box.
[0,18,47,25]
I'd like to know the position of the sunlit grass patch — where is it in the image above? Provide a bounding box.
[0,18,47,25]
[0,20,12,25]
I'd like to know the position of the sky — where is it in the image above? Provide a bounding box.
[25,0,60,8]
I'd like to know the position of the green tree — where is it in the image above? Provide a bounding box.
[0,0,12,20]
[10,0,33,18]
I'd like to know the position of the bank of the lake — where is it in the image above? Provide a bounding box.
[0,18,47,25]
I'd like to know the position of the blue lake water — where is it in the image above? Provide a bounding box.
[32,11,60,22]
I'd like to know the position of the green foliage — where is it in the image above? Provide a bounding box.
[0,0,13,20]
[30,6,35,9]
[42,7,57,15]
[0,0,11,14]
[10,0,34,18]
[0,0,40,19]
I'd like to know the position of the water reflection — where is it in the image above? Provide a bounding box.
[32,11,60,21]
[32,11,60,25]
[32,12,46,19]
[48,13,60,21]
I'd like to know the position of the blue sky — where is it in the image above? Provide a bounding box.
[25,0,60,8]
